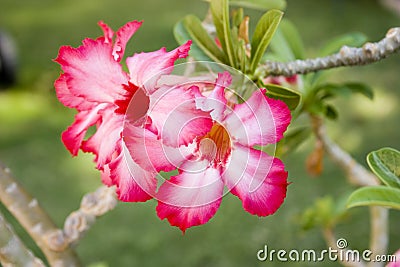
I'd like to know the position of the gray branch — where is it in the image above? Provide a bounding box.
[262,27,400,76]
[0,162,81,266]
[0,210,45,267]
[312,117,388,267]
[62,186,117,247]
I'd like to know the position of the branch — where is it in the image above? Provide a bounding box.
[311,116,388,267]
[0,210,45,267]
[368,207,389,267]
[322,228,366,267]
[62,185,117,246]
[0,162,81,266]
[262,27,400,76]
[311,116,379,186]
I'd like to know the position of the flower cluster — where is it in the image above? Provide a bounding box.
[55,21,291,232]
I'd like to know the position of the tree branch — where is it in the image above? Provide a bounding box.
[62,185,117,246]
[261,27,400,76]
[0,161,81,266]
[0,209,45,267]
[311,116,379,186]
[368,207,389,267]
[311,116,388,267]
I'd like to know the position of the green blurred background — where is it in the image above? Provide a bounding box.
[0,0,399,266]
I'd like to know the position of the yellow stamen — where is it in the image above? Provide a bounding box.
[200,123,231,165]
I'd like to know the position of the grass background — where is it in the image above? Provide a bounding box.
[0,0,399,266]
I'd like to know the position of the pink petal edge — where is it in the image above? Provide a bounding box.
[156,160,224,232]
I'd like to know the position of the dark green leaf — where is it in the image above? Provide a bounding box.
[367,148,400,189]
[211,0,237,67]
[276,126,311,156]
[324,104,338,120]
[347,186,400,210]
[229,0,286,11]
[250,9,283,72]
[316,82,374,100]
[320,32,368,56]
[263,83,301,110]
[182,15,227,63]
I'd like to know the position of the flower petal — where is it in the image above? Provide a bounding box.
[98,21,114,44]
[55,38,129,104]
[100,164,114,186]
[148,84,213,147]
[223,144,288,216]
[61,103,106,156]
[224,89,291,146]
[126,41,191,94]
[109,143,157,202]
[123,125,194,172]
[156,160,224,232]
[112,21,142,62]
[196,71,231,122]
[55,74,95,111]
[81,109,123,169]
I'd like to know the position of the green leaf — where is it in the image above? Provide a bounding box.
[300,196,348,230]
[250,9,283,72]
[229,0,286,11]
[347,186,400,210]
[367,148,400,189]
[232,8,244,28]
[276,126,311,156]
[263,83,301,110]
[182,15,227,63]
[320,32,368,56]
[279,19,305,59]
[174,19,213,62]
[211,0,237,67]
[324,104,338,120]
[268,24,295,61]
[315,82,374,100]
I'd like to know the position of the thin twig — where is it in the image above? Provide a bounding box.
[262,27,400,76]
[0,162,80,267]
[311,116,388,267]
[0,210,45,267]
[322,228,366,267]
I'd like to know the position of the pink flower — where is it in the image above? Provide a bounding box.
[54,20,211,201]
[263,75,298,86]
[124,72,291,232]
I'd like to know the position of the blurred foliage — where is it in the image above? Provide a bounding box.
[0,0,400,266]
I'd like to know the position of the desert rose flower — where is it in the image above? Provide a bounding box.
[54,20,211,202]
[124,72,291,232]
